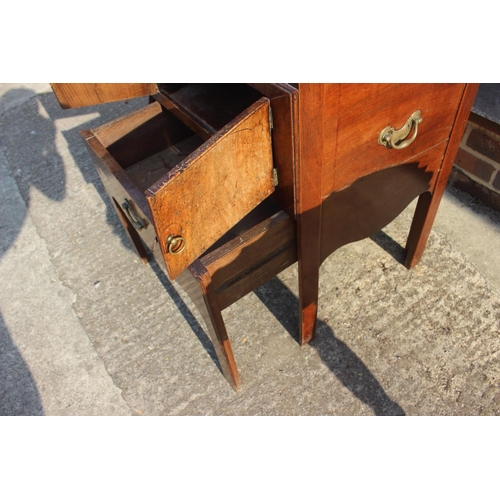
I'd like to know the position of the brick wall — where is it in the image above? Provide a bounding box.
[448,113,500,211]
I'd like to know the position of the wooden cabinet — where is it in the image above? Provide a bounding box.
[294,83,479,344]
[51,83,478,390]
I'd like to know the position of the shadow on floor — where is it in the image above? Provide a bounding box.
[147,259,222,374]
[0,311,44,416]
[370,230,407,266]
[254,277,405,416]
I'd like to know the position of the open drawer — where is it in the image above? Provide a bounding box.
[81,95,275,280]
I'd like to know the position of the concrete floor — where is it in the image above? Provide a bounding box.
[1,84,499,415]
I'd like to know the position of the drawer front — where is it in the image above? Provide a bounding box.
[147,98,275,280]
[318,83,465,195]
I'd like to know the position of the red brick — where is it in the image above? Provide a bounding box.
[454,147,495,182]
[448,167,500,212]
[466,128,500,164]
[493,171,500,191]
[469,112,500,137]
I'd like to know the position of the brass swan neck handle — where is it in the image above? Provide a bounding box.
[378,110,422,149]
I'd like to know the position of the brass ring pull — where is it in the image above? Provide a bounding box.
[378,110,422,149]
[122,199,147,230]
[166,234,186,255]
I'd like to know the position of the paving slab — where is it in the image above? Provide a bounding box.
[0,84,499,415]
[0,149,131,415]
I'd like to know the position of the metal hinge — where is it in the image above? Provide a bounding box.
[269,105,276,186]
[273,168,278,187]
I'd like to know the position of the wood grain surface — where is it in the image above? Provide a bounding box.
[405,83,480,268]
[318,84,465,194]
[50,83,158,109]
[147,98,275,280]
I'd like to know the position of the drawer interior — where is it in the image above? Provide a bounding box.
[94,84,269,193]
[94,101,205,191]
[120,134,203,193]
[156,83,264,136]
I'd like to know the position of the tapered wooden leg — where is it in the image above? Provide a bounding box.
[295,84,326,346]
[297,211,320,345]
[405,83,480,269]
[177,261,241,391]
[297,207,322,346]
[299,266,320,346]
[404,191,438,269]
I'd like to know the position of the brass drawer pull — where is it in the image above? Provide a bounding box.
[122,199,148,230]
[166,234,186,255]
[378,110,422,149]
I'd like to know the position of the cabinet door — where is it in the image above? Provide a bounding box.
[51,83,158,109]
[147,98,275,279]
